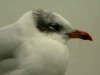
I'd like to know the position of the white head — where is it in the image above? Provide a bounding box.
[18,9,93,44]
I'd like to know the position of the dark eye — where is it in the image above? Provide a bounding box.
[49,23,61,31]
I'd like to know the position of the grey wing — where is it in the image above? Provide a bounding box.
[0,23,22,61]
[0,58,18,75]
[0,32,21,60]
[0,24,23,75]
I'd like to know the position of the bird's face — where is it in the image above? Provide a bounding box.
[33,9,92,43]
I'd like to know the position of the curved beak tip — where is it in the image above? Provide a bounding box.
[82,32,93,41]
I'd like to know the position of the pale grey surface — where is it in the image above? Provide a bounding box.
[0,0,99,75]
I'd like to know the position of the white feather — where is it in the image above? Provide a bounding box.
[0,9,74,75]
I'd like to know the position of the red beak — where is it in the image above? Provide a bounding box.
[67,30,93,41]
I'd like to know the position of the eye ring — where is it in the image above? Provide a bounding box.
[49,26,55,30]
[48,23,60,31]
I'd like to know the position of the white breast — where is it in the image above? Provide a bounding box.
[15,37,69,75]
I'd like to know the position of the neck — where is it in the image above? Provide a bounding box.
[16,10,40,37]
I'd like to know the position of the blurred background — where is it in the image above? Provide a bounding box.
[0,0,99,75]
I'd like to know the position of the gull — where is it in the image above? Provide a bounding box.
[0,9,92,75]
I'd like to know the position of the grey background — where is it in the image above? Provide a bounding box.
[0,0,99,75]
